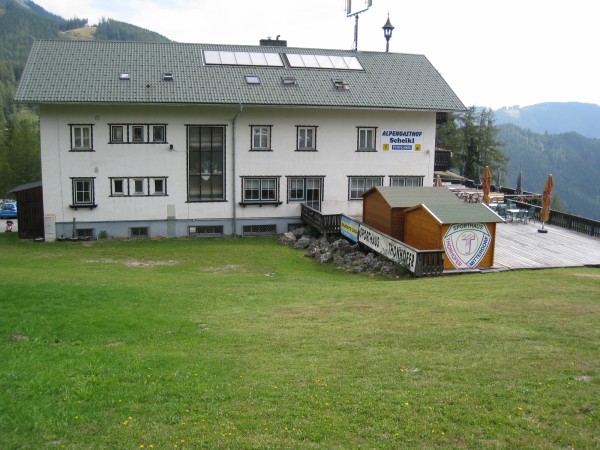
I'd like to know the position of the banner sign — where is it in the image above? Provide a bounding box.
[358,224,418,272]
[443,223,492,269]
[381,129,423,152]
[340,216,360,242]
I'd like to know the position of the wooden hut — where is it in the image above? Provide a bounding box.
[362,186,462,240]
[404,203,503,270]
[362,186,503,270]
[8,181,44,240]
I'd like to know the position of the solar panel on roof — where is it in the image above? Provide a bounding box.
[286,54,364,70]
[203,50,283,67]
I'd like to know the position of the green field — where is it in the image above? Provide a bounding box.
[0,233,598,449]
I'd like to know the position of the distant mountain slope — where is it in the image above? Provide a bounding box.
[495,102,600,139]
[0,0,170,120]
[498,123,600,221]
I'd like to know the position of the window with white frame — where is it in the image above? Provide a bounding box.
[288,176,323,210]
[152,125,166,143]
[71,178,95,206]
[110,177,168,197]
[70,125,93,150]
[151,177,166,195]
[132,126,144,143]
[110,125,124,143]
[357,127,377,151]
[242,177,279,203]
[296,126,317,151]
[132,178,146,195]
[112,178,126,195]
[108,124,167,144]
[390,176,424,187]
[251,125,272,150]
[349,176,383,199]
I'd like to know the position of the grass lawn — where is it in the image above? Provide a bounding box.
[0,232,598,449]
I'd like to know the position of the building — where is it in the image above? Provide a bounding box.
[15,39,465,240]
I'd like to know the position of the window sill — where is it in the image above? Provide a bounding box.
[295,149,317,152]
[356,149,377,152]
[69,204,98,210]
[69,149,95,152]
[249,149,273,152]
[239,201,282,207]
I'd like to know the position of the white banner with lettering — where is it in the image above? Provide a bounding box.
[358,224,418,272]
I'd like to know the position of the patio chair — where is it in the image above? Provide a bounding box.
[525,206,536,224]
[514,209,527,224]
[497,204,509,220]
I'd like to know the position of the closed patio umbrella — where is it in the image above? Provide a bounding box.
[516,171,523,195]
[434,174,443,187]
[539,174,554,233]
[482,166,492,205]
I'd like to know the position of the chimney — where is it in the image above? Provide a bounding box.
[259,35,287,47]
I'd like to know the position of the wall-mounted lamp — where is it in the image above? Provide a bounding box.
[169,144,174,151]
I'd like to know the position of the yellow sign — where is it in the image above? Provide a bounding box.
[383,143,390,151]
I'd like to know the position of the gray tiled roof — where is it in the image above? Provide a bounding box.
[15,40,465,111]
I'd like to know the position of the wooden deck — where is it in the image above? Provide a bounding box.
[491,220,600,270]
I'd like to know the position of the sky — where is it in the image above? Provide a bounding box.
[32,0,599,110]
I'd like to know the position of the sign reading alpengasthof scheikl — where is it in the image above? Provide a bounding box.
[357,223,418,273]
[381,129,423,152]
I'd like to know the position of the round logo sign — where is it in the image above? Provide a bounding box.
[443,223,492,269]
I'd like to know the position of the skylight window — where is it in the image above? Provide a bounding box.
[333,79,350,90]
[119,72,130,80]
[245,75,260,85]
[204,50,283,67]
[282,76,298,86]
[163,73,174,81]
[286,54,364,70]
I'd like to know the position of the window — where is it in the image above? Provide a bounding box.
[251,126,271,150]
[349,176,383,200]
[242,177,279,203]
[108,124,167,144]
[152,125,166,143]
[390,176,424,187]
[151,178,166,195]
[132,126,144,142]
[111,125,124,143]
[245,75,260,84]
[71,178,96,207]
[133,178,146,195]
[109,177,168,197]
[296,126,317,151]
[130,227,149,238]
[70,125,93,150]
[112,178,126,195]
[357,127,377,151]
[187,126,225,201]
[288,177,323,210]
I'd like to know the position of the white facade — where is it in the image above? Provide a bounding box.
[40,104,437,239]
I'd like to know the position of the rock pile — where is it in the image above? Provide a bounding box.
[279,227,409,277]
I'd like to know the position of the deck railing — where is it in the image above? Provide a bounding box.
[300,204,341,234]
[301,205,444,277]
[464,183,600,238]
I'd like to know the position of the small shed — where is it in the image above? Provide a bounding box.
[362,186,463,240]
[8,181,44,240]
[403,202,503,270]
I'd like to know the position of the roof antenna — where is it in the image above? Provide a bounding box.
[346,0,373,51]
